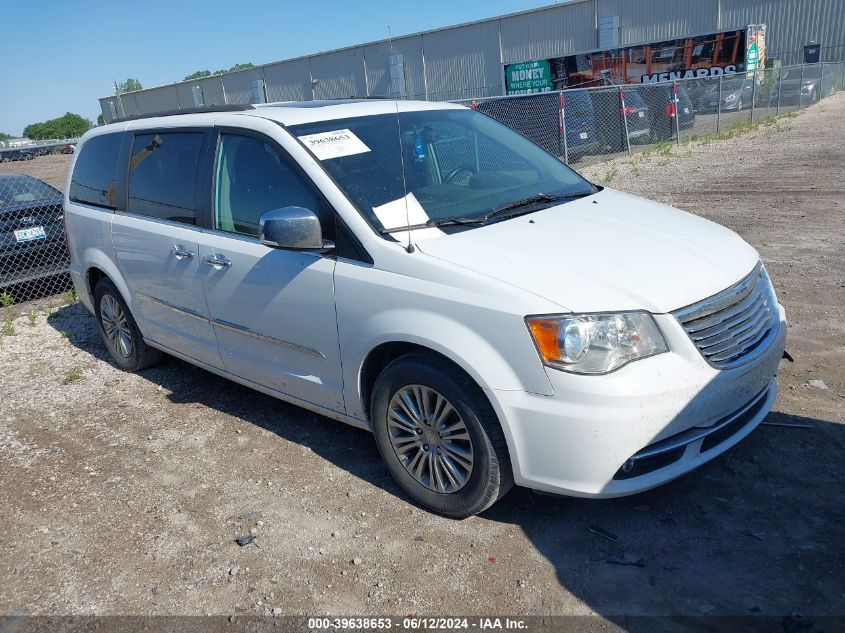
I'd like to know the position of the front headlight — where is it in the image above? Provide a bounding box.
[526,312,668,375]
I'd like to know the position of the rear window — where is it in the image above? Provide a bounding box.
[0,177,60,207]
[69,132,124,209]
[128,132,204,225]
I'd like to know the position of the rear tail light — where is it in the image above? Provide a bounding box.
[665,103,676,118]
[619,106,637,116]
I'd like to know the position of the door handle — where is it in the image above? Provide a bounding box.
[202,253,232,270]
[170,245,194,260]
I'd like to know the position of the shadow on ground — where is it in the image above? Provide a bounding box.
[49,303,845,622]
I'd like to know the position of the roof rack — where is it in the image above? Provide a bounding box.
[111,104,254,123]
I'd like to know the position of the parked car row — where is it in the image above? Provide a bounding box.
[475,82,696,160]
[697,65,837,112]
[0,148,37,162]
[0,144,75,162]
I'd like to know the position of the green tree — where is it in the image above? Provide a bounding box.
[0,132,12,142]
[184,63,254,80]
[117,78,143,94]
[23,113,92,140]
[184,70,212,81]
[97,114,105,126]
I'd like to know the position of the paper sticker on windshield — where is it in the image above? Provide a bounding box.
[373,193,429,230]
[297,129,370,160]
[372,193,442,242]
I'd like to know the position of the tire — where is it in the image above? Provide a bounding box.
[370,351,513,518]
[93,278,162,372]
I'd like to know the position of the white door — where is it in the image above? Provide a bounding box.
[199,131,344,412]
[112,130,221,367]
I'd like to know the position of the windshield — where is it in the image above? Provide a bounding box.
[0,176,60,207]
[289,108,596,234]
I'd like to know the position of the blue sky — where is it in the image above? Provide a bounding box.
[0,0,553,136]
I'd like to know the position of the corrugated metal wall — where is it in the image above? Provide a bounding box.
[722,0,845,62]
[500,2,596,63]
[309,48,368,100]
[264,59,314,102]
[363,35,427,99]
[596,0,719,47]
[99,0,845,121]
[422,20,503,100]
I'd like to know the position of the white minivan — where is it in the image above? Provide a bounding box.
[64,100,786,517]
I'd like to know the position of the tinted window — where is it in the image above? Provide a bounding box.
[128,132,203,224]
[69,133,124,209]
[213,134,320,238]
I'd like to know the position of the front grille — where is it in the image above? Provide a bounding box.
[673,263,779,369]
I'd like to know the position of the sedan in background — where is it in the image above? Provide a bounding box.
[0,174,69,290]
[698,76,755,112]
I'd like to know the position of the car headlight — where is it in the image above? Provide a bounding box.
[526,312,668,375]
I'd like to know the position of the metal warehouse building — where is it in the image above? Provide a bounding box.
[99,0,845,121]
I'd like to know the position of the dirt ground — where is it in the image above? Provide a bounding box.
[1,95,843,625]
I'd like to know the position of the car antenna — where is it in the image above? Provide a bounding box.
[394,98,414,253]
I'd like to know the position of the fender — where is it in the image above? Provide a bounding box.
[342,308,555,420]
[82,246,134,311]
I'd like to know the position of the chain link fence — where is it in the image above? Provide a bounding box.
[457,61,845,169]
[0,141,76,306]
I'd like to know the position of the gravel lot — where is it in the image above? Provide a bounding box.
[1,95,843,623]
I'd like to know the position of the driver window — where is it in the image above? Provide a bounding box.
[214,134,321,238]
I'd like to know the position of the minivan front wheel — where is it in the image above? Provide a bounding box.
[94,278,162,372]
[371,352,513,518]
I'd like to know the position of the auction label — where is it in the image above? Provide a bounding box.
[298,129,371,160]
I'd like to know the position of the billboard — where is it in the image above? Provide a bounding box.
[504,28,748,93]
[746,24,767,72]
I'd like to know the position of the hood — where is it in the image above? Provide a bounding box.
[415,188,759,314]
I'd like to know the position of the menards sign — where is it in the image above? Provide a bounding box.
[640,64,737,83]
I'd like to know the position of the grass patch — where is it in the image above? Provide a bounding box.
[0,292,13,308]
[62,367,82,385]
[62,288,78,305]
[603,164,619,183]
[1,320,15,337]
[26,310,37,327]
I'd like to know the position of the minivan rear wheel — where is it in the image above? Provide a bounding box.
[370,351,513,518]
[94,278,162,372]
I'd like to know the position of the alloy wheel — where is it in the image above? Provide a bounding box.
[387,385,474,493]
[100,294,133,358]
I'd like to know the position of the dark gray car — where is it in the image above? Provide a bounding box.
[0,174,69,291]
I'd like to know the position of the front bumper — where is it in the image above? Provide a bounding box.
[487,305,787,497]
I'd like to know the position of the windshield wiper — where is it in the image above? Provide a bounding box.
[477,193,565,222]
[379,191,592,235]
[379,215,485,234]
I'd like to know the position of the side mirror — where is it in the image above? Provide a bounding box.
[258,207,334,252]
